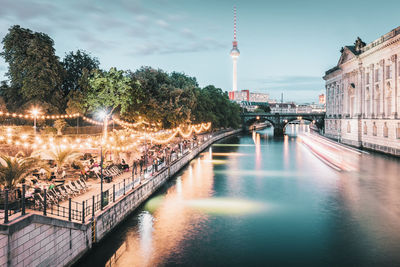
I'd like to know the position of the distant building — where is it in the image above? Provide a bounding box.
[249,92,269,102]
[296,104,313,113]
[324,27,400,156]
[229,89,249,101]
[240,101,270,112]
[229,89,269,103]
[269,103,296,113]
[319,94,326,104]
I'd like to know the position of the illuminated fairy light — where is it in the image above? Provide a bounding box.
[112,117,150,128]
[0,111,81,120]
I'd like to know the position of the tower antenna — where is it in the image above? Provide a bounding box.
[234,6,237,41]
[230,6,240,92]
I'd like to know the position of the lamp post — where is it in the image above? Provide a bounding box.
[98,110,107,210]
[100,144,104,210]
[31,108,39,135]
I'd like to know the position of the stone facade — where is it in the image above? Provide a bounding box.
[324,27,400,156]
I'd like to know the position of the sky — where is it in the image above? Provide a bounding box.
[0,0,400,103]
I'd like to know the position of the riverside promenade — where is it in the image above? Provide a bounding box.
[0,129,241,267]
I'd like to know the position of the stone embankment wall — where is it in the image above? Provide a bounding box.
[0,129,241,266]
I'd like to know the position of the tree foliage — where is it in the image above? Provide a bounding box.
[0,153,42,189]
[84,67,134,117]
[0,25,64,112]
[62,50,99,95]
[0,26,241,130]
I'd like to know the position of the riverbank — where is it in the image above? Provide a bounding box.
[0,129,241,267]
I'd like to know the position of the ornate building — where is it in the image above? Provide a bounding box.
[324,27,400,156]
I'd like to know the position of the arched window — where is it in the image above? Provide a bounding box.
[397,123,400,139]
[383,122,389,138]
[364,122,367,135]
[375,85,380,116]
[366,87,370,117]
[386,82,392,116]
[349,84,355,116]
[347,121,351,133]
[373,122,377,136]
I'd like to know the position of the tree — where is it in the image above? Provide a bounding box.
[62,50,99,95]
[54,119,67,135]
[84,68,134,119]
[126,68,198,128]
[193,85,241,129]
[0,153,42,189]
[0,25,65,112]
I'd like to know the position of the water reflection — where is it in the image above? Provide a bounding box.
[79,127,400,266]
[114,148,215,266]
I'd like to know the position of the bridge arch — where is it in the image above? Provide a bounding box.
[241,112,325,136]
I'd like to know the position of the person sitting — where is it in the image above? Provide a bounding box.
[121,159,129,170]
[34,185,41,194]
[39,168,47,180]
[48,183,55,190]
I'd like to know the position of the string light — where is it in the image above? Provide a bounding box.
[0,111,80,120]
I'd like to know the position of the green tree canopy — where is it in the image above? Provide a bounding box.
[84,67,134,118]
[62,50,99,95]
[0,25,65,112]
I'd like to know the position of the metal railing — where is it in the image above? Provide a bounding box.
[1,133,216,224]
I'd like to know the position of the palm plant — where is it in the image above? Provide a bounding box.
[0,153,41,189]
[34,147,82,170]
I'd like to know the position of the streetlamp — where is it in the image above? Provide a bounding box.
[30,108,40,135]
[98,110,107,210]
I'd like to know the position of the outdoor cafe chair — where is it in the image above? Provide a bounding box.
[66,183,80,195]
[78,178,89,188]
[76,179,87,190]
[53,187,67,200]
[46,190,59,204]
[71,181,85,193]
[64,184,79,196]
[59,185,72,198]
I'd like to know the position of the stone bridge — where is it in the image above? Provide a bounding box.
[241,112,325,136]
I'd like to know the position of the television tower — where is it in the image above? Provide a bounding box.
[230,6,240,92]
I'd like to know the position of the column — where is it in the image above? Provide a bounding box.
[380,59,385,117]
[358,67,364,117]
[370,64,375,117]
[392,55,398,117]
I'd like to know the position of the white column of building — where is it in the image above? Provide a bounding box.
[357,67,364,117]
[391,55,397,117]
[370,64,375,117]
[381,60,385,117]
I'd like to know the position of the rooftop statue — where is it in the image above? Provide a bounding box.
[355,37,366,51]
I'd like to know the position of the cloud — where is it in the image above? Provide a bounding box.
[156,19,169,28]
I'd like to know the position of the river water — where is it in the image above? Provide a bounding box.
[77,126,400,266]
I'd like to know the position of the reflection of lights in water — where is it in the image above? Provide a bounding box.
[212,144,256,147]
[298,133,360,171]
[176,176,182,196]
[144,196,165,213]
[209,147,212,160]
[138,211,154,260]
[185,198,268,215]
[212,152,248,157]
[203,159,228,165]
[283,135,289,168]
[214,169,310,177]
[255,133,261,168]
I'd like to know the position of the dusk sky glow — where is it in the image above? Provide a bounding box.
[1,0,400,103]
